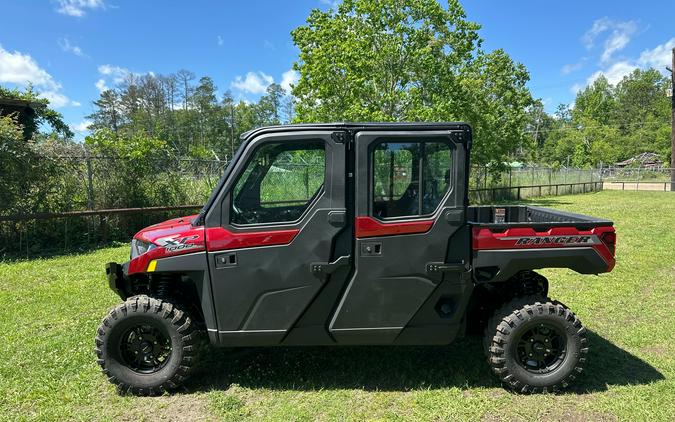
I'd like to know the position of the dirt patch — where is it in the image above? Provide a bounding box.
[603,182,672,192]
[641,345,669,358]
[482,406,617,422]
[121,394,214,422]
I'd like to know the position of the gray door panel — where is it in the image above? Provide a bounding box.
[205,131,346,345]
[330,131,467,343]
[209,208,342,331]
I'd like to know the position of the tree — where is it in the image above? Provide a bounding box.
[88,89,122,134]
[573,76,615,126]
[0,85,73,139]
[176,69,195,111]
[290,0,533,166]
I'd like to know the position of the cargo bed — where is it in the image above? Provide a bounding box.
[468,205,613,229]
[469,205,616,282]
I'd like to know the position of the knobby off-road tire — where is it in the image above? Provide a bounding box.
[95,295,202,395]
[484,296,588,393]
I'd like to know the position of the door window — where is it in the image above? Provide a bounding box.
[372,140,452,219]
[231,141,325,225]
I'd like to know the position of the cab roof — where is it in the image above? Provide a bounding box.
[240,122,471,141]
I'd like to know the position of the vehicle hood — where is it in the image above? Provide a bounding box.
[134,215,204,246]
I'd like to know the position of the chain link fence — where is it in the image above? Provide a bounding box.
[2,155,608,257]
[601,167,675,191]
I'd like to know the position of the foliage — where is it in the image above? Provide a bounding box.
[291,0,533,167]
[0,85,73,138]
[538,70,672,167]
[0,115,70,215]
[87,74,293,160]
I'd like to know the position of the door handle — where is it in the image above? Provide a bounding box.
[360,242,382,256]
[214,252,237,268]
[310,255,350,278]
[328,210,347,227]
[444,209,464,225]
[426,260,469,274]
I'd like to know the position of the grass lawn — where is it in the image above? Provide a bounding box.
[0,190,673,421]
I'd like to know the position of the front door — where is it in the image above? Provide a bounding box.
[330,130,470,344]
[205,131,347,345]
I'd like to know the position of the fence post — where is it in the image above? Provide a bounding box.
[517,187,521,200]
[304,166,310,198]
[86,155,94,210]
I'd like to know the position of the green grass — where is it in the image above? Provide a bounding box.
[0,190,673,421]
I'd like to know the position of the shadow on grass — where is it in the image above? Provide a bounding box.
[185,330,663,393]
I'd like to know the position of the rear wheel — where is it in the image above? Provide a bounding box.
[485,296,588,393]
[95,295,202,395]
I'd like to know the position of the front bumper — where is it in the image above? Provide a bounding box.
[105,261,129,299]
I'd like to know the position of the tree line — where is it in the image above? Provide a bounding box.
[87,71,294,160]
[2,0,673,190]
[528,69,672,168]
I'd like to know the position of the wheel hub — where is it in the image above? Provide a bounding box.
[119,323,172,374]
[515,322,566,373]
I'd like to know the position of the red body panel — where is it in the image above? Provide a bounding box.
[204,227,299,251]
[355,216,434,238]
[472,225,616,271]
[128,215,205,275]
[127,215,300,275]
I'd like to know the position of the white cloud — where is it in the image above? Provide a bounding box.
[95,79,108,92]
[38,91,71,108]
[582,17,612,49]
[586,61,637,86]
[231,71,274,94]
[55,0,105,17]
[320,0,340,9]
[570,83,583,95]
[217,35,224,46]
[98,64,130,84]
[70,119,91,133]
[71,101,81,107]
[561,62,583,75]
[58,37,85,57]
[601,22,637,63]
[280,69,299,94]
[0,44,77,108]
[581,18,637,63]
[637,37,675,70]
[0,45,60,89]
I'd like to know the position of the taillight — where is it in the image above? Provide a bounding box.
[601,231,616,256]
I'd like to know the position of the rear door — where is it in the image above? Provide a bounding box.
[330,130,469,344]
[204,130,348,345]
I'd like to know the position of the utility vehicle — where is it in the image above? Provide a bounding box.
[96,123,616,395]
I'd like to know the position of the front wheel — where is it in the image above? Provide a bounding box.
[94,295,202,395]
[485,297,588,393]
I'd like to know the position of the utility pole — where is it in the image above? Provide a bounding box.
[670,48,675,191]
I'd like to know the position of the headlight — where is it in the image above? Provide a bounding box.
[131,238,156,258]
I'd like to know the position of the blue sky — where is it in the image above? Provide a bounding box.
[0,0,673,138]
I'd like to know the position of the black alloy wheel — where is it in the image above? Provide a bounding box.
[95,295,202,395]
[485,296,588,393]
[119,323,172,374]
[514,321,566,374]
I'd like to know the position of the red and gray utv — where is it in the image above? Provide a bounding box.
[96,123,616,395]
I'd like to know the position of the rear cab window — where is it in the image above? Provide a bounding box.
[372,139,453,219]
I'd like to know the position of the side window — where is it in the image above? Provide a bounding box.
[231,141,325,225]
[372,140,452,219]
